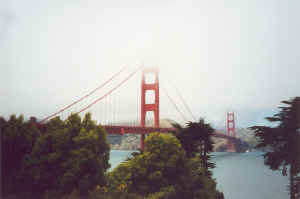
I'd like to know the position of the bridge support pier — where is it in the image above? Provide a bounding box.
[226,112,236,152]
[227,139,236,152]
[140,134,145,150]
[140,67,159,150]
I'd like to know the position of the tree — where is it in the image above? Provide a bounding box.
[1,115,41,196]
[21,113,110,198]
[172,119,215,176]
[250,97,300,199]
[99,132,224,199]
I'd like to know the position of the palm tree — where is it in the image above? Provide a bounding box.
[172,118,215,176]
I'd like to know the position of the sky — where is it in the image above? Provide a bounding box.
[1,0,299,128]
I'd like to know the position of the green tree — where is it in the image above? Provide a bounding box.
[1,115,41,196]
[100,132,223,199]
[172,119,215,176]
[21,113,110,198]
[250,97,300,199]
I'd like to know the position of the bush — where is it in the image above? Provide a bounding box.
[1,115,41,197]
[1,113,110,198]
[91,133,224,199]
[23,113,110,198]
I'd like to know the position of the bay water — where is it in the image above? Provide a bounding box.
[109,150,289,199]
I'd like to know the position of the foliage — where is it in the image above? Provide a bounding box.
[1,115,41,196]
[2,113,224,199]
[1,113,110,199]
[172,119,215,176]
[21,113,110,198]
[91,133,224,199]
[88,185,143,199]
[250,97,300,199]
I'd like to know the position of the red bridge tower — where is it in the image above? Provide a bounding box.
[140,67,160,150]
[226,112,236,152]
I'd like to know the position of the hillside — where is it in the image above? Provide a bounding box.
[107,118,177,150]
[213,128,259,152]
[107,120,259,152]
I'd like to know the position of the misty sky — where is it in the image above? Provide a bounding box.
[1,0,299,128]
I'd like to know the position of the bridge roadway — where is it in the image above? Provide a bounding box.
[102,125,237,141]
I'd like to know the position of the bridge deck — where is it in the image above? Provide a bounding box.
[102,125,236,140]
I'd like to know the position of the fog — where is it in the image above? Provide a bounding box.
[1,0,299,127]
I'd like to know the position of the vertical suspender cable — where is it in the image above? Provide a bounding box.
[76,66,142,115]
[173,85,197,121]
[161,86,188,123]
[40,66,128,123]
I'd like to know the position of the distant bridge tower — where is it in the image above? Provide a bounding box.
[140,67,160,150]
[226,112,236,152]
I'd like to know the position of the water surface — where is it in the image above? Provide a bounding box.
[109,151,289,199]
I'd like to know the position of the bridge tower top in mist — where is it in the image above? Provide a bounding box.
[227,112,235,137]
[140,67,159,150]
[141,67,160,128]
[226,112,236,152]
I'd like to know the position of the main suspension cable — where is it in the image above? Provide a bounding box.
[76,66,142,114]
[173,85,197,121]
[40,66,127,123]
[161,86,188,123]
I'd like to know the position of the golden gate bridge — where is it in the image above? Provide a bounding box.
[39,66,238,152]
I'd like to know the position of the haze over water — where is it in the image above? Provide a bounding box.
[2,0,300,128]
[110,150,289,199]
